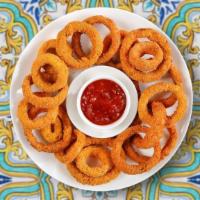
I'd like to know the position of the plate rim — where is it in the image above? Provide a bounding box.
[10,7,193,191]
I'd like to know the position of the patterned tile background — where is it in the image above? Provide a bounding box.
[0,0,200,199]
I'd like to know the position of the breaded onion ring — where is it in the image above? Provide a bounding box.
[111,126,161,174]
[161,125,178,159]
[40,117,63,143]
[22,75,67,108]
[153,65,183,107]
[124,140,160,164]
[31,53,68,92]
[56,21,103,68]
[124,139,146,163]
[120,28,172,82]
[138,83,187,125]
[85,137,113,147]
[27,104,63,143]
[38,39,57,55]
[23,107,72,153]
[67,161,120,185]
[18,99,58,129]
[76,146,113,177]
[72,16,121,64]
[126,124,178,162]
[103,30,127,67]
[128,41,164,72]
[132,101,165,149]
[55,129,86,164]
[37,40,58,83]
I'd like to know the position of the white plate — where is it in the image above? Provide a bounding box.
[10,8,193,191]
[67,66,138,138]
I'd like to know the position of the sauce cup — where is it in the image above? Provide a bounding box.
[77,75,131,130]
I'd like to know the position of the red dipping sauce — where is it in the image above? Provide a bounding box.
[80,79,126,125]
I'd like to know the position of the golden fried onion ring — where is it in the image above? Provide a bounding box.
[76,146,113,177]
[153,65,183,107]
[56,21,103,68]
[67,161,120,185]
[23,107,72,153]
[31,53,68,92]
[55,129,86,164]
[85,137,113,147]
[72,15,121,64]
[111,126,161,174]
[138,82,187,125]
[38,39,57,55]
[18,99,58,129]
[22,75,67,108]
[40,117,63,143]
[128,41,164,72]
[125,124,178,162]
[120,28,172,82]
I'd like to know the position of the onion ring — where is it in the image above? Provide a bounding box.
[23,107,72,153]
[72,16,121,64]
[126,124,178,162]
[153,65,183,107]
[55,129,86,164]
[75,146,113,177]
[161,125,178,159]
[124,140,160,163]
[103,30,127,67]
[124,140,148,163]
[111,126,161,174]
[85,137,113,147]
[38,39,57,55]
[37,40,58,83]
[132,101,165,148]
[56,21,103,68]
[31,53,68,92]
[130,126,161,149]
[22,75,67,108]
[27,104,63,143]
[40,117,63,143]
[138,82,186,125]
[128,41,164,72]
[120,28,172,82]
[67,161,120,185]
[18,99,58,129]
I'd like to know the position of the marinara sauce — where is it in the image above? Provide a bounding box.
[80,79,126,125]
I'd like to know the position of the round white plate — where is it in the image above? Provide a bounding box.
[10,8,193,191]
[67,66,138,138]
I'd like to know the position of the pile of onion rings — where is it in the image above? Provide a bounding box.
[17,15,187,185]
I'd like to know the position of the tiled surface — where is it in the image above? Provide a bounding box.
[0,0,199,199]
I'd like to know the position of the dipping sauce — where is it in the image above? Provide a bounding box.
[81,79,126,125]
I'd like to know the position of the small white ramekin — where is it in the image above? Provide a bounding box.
[77,75,131,130]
